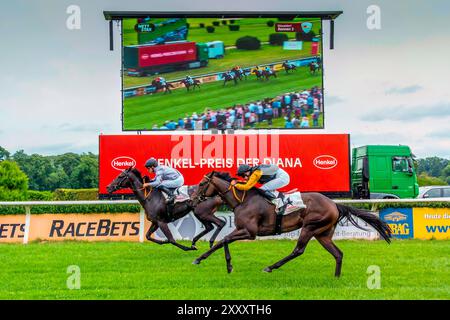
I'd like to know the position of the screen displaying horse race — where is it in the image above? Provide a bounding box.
[122,17,324,131]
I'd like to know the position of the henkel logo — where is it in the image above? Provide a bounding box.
[313,155,338,170]
[111,156,136,171]
[141,54,149,60]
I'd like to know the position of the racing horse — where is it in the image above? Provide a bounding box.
[107,167,225,251]
[191,171,391,276]
[252,69,277,81]
[309,62,321,75]
[180,78,201,91]
[151,79,175,94]
[221,72,238,86]
[230,67,248,81]
[282,62,297,74]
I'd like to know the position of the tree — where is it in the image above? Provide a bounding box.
[417,157,449,178]
[69,155,98,188]
[417,173,447,187]
[0,146,10,161]
[0,160,28,200]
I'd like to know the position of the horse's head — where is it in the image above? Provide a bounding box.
[191,171,216,207]
[191,171,234,207]
[106,166,133,194]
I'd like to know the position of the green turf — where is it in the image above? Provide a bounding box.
[123,67,322,130]
[0,240,448,299]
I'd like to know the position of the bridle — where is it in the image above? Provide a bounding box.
[111,169,152,199]
[109,171,130,193]
[195,173,246,209]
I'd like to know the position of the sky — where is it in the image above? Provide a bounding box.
[0,0,449,158]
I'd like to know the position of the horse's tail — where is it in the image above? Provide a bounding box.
[335,204,392,243]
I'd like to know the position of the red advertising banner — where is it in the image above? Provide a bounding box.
[99,134,350,196]
[138,42,197,68]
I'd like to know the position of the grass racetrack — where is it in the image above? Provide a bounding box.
[0,240,448,299]
[123,67,322,130]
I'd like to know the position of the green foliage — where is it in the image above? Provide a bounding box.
[268,33,288,45]
[53,188,98,201]
[0,160,28,201]
[26,190,53,201]
[212,21,220,27]
[417,157,449,185]
[228,25,240,31]
[235,36,261,50]
[267,20,275,27]
[11,149,98,191]
[417,173,447,186]
[0,146,10,161]
[206,26,215,33]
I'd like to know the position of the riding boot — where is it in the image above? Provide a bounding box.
[159,186,176,220]
[262,190,276,201]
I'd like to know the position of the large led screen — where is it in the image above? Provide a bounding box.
[122,17,324,131]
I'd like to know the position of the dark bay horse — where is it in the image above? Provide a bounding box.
[151,80,174,94]
[180,78,201,91]
[221,72,238,86]
[191,171,391,276]
[282,62,297,73]
[106,167,225,251]
[309,62,320,75]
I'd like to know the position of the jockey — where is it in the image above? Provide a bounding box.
[185,75,193,84]
[159,77,166,85]
[232,164,290,201]
[143,157,184,208]
[265,66,271,73]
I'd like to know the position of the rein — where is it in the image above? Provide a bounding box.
[137,185,153,200]
[199,174,246,209]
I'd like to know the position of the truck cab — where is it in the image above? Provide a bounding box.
[352,145,419,199]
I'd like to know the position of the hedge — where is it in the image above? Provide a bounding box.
[53,188,98,201]
[26,190,53,201]
[206,26,215,33]
[0,202,449,216]
[235,36,261,50]
[269,33,288,45]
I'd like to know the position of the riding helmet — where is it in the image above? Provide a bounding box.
[237,164,252,177]
[144,157,158,168]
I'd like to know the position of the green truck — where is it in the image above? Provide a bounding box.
[351,145,419,199]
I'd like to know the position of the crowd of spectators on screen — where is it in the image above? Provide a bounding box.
[151,86,323,130]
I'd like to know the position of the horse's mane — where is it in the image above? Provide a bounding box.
[213,171,233,182]
[129,167,144,182]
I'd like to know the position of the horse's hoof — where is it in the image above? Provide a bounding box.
[191,245,198,250]
[209,242,214,248]
[263,267,272,273]
[192,259,201,265]
[227,266,233,274]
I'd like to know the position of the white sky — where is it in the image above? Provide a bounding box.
[0,0,449,158]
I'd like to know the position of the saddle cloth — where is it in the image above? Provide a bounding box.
[272,191,306,215]
[161,186,190,203]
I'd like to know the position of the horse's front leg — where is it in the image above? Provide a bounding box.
[158,221,197,251]
[193,228,253,273]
